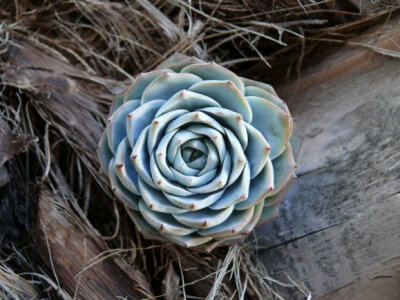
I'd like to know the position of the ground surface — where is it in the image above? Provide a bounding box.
[257,21,400,299]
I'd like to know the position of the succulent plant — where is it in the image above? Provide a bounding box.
[98,54,299,252]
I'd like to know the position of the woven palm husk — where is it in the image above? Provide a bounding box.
[0,1,398,299]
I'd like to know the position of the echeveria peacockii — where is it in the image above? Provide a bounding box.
[98,54,300,252]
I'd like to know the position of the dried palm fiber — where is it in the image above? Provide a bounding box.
[0,0,399,299]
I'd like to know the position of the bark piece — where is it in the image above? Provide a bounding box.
[36,188,154,300]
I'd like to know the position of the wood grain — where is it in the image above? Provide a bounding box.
[36,188,154,300]
[256,16,400,299]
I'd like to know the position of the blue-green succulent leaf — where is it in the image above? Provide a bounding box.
[201,107,248,148]
[156,54,204,72]
[127,99,165,148]
[141,72,202,104]
[166,130,201,163]
[198,206,254,237]
[147,109,188,154]
[155,90,220,117]
[186,125,226,162]
[150,153,195,196]
[241,77,277,96]
[235,158,274,210]
[98,131,113,175]
[244,86,287,113]
[131,126,156,188]
[108,158,140,210]
[197,139,219,176]
[189,80,252,123]
[139,200,196,236]
[114,138,140,195]
[210,161,250,210]
[270,143,296,196]
[247,96,291,160]
[172,149,200,176]
[125,69,173,101]
[138,178,188,214]
[110,93,125,114]
[181,62,245,94]
[244,123,271,179]
[165,233,213,248]
[187,152,231,194]
[171,168,217,187]
[225,128,246,186]
[173,205,234,229]
[238,200,264,235]
[257,203,280,226]
[164,189,224,211]
[107,100,141,154]
[166,111,225,133]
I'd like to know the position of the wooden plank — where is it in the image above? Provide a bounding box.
[256,18,400,298]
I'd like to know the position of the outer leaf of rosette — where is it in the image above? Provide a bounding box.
[139,200,196,236]
[107,100,141,154]
[235,158,274,210]
[257,203,281,226]
[126,99,165,148]
[114,138,140,195]
[244,85,288,114]
[173,205,234,229]
[107,158,140,210]
[181,62,245,94]
[289,122,303,162]
[155,90,221,117]
[244,123,271,179]
[164,233,213,248]
[200,107,248,149]
[138,178,188,214]
[241,77,278,97]
[98,130,113,175]
[246,96,291,160]
[238,200,264,235]
[269,143,296,197]
[201,235,244,253]
[141,72,202,104]
[125,206,166,242]
[123,69,174,101]
[189,80,252,123]
[263,175,296,208]
[197,205,254,238]
[156,53,204,72]
[110,92,125,114]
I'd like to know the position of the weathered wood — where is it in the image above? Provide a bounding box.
[36,188,154,300]
[257,17,400,298]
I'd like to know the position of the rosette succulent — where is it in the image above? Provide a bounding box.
[98,54,299,252]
